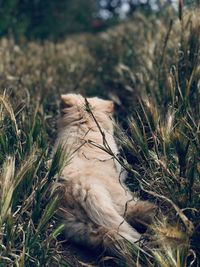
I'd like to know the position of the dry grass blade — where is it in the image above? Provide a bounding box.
[0,94,19,136]
[0,156,15,225]
[140,185,194,236]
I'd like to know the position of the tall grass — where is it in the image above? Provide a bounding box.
[0,93,69,266]
[116,9,200,267]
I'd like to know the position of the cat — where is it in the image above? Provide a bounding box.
[53,93,155,255]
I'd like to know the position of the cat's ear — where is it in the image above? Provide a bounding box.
[105,100,114,114]
[92,98,114,114]
[60,94,77,110]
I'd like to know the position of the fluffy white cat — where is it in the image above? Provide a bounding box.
[53,93,155,254]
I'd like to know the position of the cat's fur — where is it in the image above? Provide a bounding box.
[53,93,155,254]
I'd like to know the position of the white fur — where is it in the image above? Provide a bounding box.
[53,94,154,252]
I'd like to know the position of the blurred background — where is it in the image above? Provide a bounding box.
[0,0,197,40]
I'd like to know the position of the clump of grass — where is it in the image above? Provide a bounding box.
[116,8,200,266]
[151,219,192,267]
[0,93,69,266]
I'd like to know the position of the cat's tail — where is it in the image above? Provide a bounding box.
[125,200,156,233]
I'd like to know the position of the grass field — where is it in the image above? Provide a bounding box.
[0,7,199,267]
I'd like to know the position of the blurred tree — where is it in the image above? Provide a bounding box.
[0,0,198,40]
[0,0,19,35]
[0,0,97,39]
[24,0,96,39]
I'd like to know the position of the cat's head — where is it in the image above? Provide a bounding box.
[59,93,114,131]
